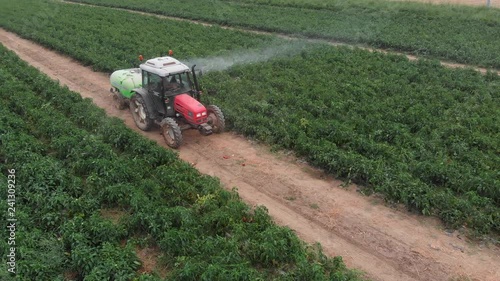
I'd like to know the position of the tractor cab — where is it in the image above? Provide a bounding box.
[140,56,197,97]
[164,75,185,93]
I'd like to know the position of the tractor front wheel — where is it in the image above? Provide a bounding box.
[207,105,225,133]
[160,118,183,148]
[130,94,153,131]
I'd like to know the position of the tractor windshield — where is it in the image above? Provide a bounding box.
[163,72,193,95]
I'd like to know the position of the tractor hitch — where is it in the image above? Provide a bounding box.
[198,123,213,136]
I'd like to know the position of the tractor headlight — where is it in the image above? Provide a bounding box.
[196,112,207,118]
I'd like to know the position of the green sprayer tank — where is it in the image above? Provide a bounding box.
[110,68,142,98]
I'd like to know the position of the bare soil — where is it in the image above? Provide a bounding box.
[135,245,168,278]
[100,208,126,225]
[1,29,499,281]
[101,208,166,276]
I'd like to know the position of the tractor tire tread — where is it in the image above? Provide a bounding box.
[207,105,225,133]
[130,94,154,131]
[160,117,183,148]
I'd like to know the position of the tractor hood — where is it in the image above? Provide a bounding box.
[174,94,208,125]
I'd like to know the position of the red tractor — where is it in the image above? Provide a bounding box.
[110,54,224,148]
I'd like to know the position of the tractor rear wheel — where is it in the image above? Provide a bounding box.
[207,105,225,133]
[130,94,153,131]
[160,118,183,148]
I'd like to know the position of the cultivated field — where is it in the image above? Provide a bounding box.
[1,0,499,280]
[0,43,362,280]
[69,0,500,68]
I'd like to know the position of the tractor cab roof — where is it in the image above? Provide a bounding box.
[140,56,190,77]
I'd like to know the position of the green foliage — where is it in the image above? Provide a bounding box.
[72,242,140,280]
[0,1,496,233]
[0,44,362,280]
[1,1,496,280]
[243,226,302,266]
[204,46,500,235]
[16,231,68,281]
[0,0,276,73]
[67,0,500,68]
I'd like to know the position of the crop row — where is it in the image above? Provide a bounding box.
[0,0,278,72]
[0,45,361,280]
[204,47,500,234]
[217,0,496,10]
[67,0,500,69]
[1,0,498,235]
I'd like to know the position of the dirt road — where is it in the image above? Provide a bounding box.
[1,29,498,281]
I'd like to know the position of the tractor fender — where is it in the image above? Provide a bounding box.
[131,88,159,120]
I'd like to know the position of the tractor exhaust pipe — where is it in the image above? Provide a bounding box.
[191,65,201,101]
